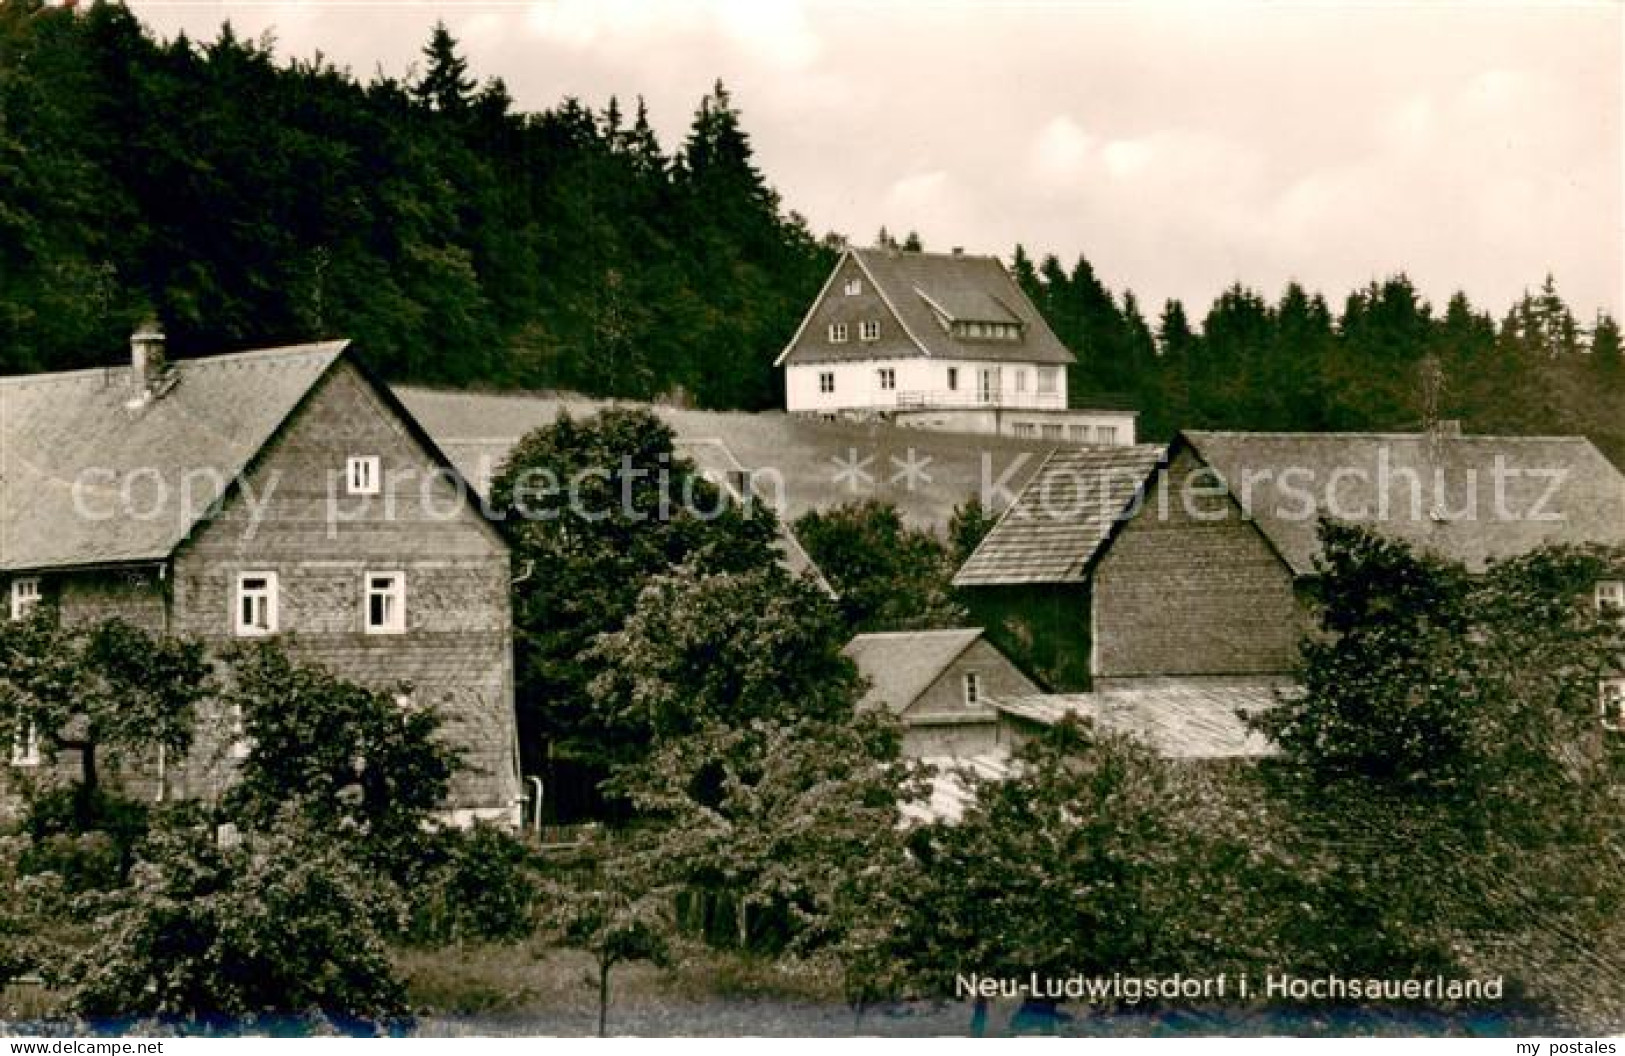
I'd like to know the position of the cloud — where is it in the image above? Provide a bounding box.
[523,0,820,70]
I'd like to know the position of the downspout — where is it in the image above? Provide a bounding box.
[509,559,534,827]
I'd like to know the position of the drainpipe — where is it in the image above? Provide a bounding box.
[528,776,544,836]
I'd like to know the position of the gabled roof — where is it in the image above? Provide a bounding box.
[843,627,986,714]
[953,444,1167,587]
[1,342,350,573]
[777,247,1076,367]
[994,681,1286,760]
[1182,430,1625,575]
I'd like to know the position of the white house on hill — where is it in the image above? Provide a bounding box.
[776,247,1138,444]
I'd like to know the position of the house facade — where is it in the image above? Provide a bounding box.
[1,333,521,824]
[1090,429,1625,692]
[776,247,1138,444]
[842,628,1039,757]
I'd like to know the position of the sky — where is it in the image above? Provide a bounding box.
[129,0,1623,325]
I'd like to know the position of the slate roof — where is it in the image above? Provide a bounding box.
[779,248,1076,366]
[994,681,1286,760]
[843,627,986,714]
[1,342,349,573]
[1183,431,1625,575]
[952,444,1167,586]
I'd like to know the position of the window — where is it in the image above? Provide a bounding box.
[860,320,881,342]
[1013,370,1028,393]
[9,577,41,622]
[1037,367,1059,395]
[235,573,278,637]
[827,322,849,344]
[10,722,39,767]
[1601,678,1625,731]
[877,368,896,391]
[1068,425,1089,441]
[1095,425,1119,445]
[365,572,406,634]
[963,672,982,707]
[1012,423,1037,439]
[819,372,835,394]
[227,703,251,760]
[844,278,862,296]
[946,367,959,391]
[1597,580,1625,619]
[1042,424,1064,440]
[346,456,380,496]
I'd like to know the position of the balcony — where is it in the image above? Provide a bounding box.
[894,389,1067,411]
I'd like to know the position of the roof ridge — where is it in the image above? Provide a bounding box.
[849,627,984,641]
[0,340,351,388]
[1185,428,1596,444]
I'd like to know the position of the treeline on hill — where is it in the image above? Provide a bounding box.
[3,1,1622,465]
[0,1,830,408]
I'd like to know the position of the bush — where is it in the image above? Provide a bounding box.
[73,811,409,1031]
[19,786,149,891]
[406,824,540,946]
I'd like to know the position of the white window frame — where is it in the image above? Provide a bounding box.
[1601,678,1625,732]
[234,572,279,637]
[1012,423,1037,439]
[1014,369,1028,393]
[227,703,251,760]
[364,571,407,635]
[346,456,381,496]
[1597,580,1625,620]
[843,278,862,296]
[9,577,41,622]
[1037,367,1059,395]
[963,671,982,707]
[819,371,835,394]
[860,320,881,342]
[877,368,896,391]
[1041,423,1064,440]
[10,722,40,767]
[827,322,849,344]
[1095,425,1119,445]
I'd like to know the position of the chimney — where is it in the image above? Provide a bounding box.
[126,320,169,407]
[951,246,964,256]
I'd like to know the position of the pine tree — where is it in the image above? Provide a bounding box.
[414,21,473,114]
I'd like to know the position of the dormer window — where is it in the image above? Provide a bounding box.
[844,278,862,296]
[9,577,41,621]
[827,322,849,344]
[953,321,1021,342]
[860,320,881,342]
[1597,580,1624,620]
[347,456,381,496]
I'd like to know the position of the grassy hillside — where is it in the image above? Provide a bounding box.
[397,388,1058,530]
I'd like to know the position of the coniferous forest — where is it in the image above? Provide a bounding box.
[2,2,1621,462]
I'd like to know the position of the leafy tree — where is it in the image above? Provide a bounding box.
[794,500,965,632]
[0,612,212,800]
[594,560,913,956]
[552,831,673,1038]
[72,810,408,1030]
[487,408,781,809]
[947,495,998,566]
[222,641,454,875]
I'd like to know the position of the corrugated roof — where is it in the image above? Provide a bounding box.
[953,444,1167,586]
[1183,431,1625,575]
[1,343,348,572]
[843,627,985,714]
[782,248,1076,366]
[994,681,1286,760]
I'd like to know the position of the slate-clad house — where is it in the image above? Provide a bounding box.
[958,427,1625,700]
[1090,428,1625,691]
[1,331,521,824]
[776,246,1138,443]
[952,443,1165,690]
[842,627,1038,757]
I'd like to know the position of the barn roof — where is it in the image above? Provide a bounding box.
[1182,430,1625,575]
[778,248,1076,366]
[843,627,986,714]
[0,342,349,573]
[952,444,1167,586]
[994,681,1286,760]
